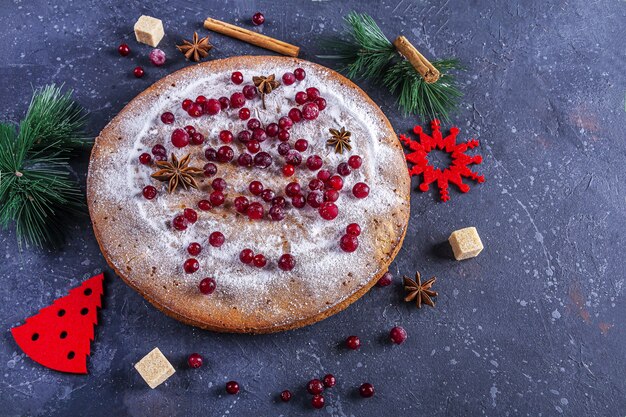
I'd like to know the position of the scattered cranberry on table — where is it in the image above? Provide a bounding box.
[117,43,130,56]
[340,234,359,252]
[183,208,198,223]
[319,202,338,220]
[138,152,152,165]
[203,163,217,177]
[311,394,325,409]
[216,146,234,163]
[294,138,308,152]
[389,326,407,344]
[212,178,227,191]
[230,92,246,108]
[160,112,175,124]
[172,215,188,231]
[348,155,363,169]
[246,202,264,220]
[149,48,166,66]
[238,107,251,120]
[239,249,254,264]
[209,190,225,207]
[171,128,190,148]
[252,12,265,26]
[277,254,296,271]
[191,132,205,145]
[242,85,257,99]
[183,258,199,274]
[204,98,221,115]
[353,182,370,199]
[323,374,336,388]
[226,381,240,395]
[346,335,361,350]
[346,223,361,236]
[133,66,145,78]
[187,242,202,256]
[282,72,295,85]
[376,272,393,287]
[231,71,244,84]
[142,185,157,200]
[187,353,203,368]
[337,162,351,176]
[280,390,292,402]
[282,164,295,177]
[198,199,212,211]
[219,130,234,144]
[294,67,306,81]
[253,254,267,268]
[199,277,216,295]
[209,231,225,247]
[359,382,375,398]
[307,379,324,395]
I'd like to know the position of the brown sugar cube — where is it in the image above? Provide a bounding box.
[134,347,175,389]
[134,15,164,47]
[448,227,484,260]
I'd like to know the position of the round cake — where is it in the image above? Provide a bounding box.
[87,56,410,333]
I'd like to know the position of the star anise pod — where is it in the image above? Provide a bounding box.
[176,32,212,62]
[327,127,352,154]
[253,74,280,109]
[151,153,204,193]
[403,271,438,308]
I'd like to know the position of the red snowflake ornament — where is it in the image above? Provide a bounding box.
[11,273,104,374]
[399,119,484,202]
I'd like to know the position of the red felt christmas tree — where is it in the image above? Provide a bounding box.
[11,273,104,374]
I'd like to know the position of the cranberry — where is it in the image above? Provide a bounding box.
[133,66,144,78]
[295,91,308,105]
[244,119,259,131]
[353,182,370,199]
[285,182,301,197]
[239,107,251,120]
[305,87,320,101]
[218,96,230,109]
[252,128,267,143]
[209,231,225,247]
[294,139,308,152]
[337,162,351,176]
[288,108,302,122]
[231,71,244,84]
[306,155,323,171]
[260,189,275,202]
[346,223,361,236]
[317,169,331,181]
[327,175,343,190]
[282,164,295,177]
[238,153,253,167]
[171,128,189,148]
[269,205,285,221]
[152,144,166,156]
[376,272,393,287]
[253,254,267,267]
[323,374,336,388]
[278,254,295,271]
[139,152,152,165]
[216,146,234,163]
[247,202,264,220]
[249,181,264,195]
[160,112,174,124]
[285,150,302,166]
[184,208,198,223]
[277,129,290,142]
[142,185,157,200]
[253,152,272,169]
[205,147,217,161]
[324,189,339,202]
[311,395,325,409]
[240,249,254,264]
[199,277,216,295]
[291,194,306,209]
[188,242,202,256]
[294,68,306,81]
[390,326,407,344]
[237,130,252,143]
[266,123,279,137]
[230,92,246,108]
[204,98,221,115]
[242,85,257,99]
[278,116,293,130]
[234,196,250,213]
[302,102,320,120]
[195,95,207,105]
[172,215,188,230]
[187,103,203,117]
[226,381,240,395]
[149,48,166,66]
[314,97,327,110]
[307,192,323,209]
[198,200,212,211]
[277,142,291,156]
[307,379,324,395]
[280,390,292,402]
[182,99,193,110]
[246,140,261,154]
[359,383,375,398]
[209,190,225,206]
[191,132,205,145]
[282,72,296,85]
[252,12,265,25]
[183,258,199,273]
[340,234,359,252]
[306,180,321,192]
[184,125,196,135]
[118,43,130,56]
[272,196,286,207]
[348,155,363,169]
[219,130,234,143]
[346,335,361,350]
[187,353,203,368]
[212,177,227,191]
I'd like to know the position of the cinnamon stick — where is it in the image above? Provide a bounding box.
[392,36,440,84]
[204,17,300,57]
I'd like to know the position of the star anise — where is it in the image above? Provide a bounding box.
[403,271,438,308]
[327,127,352,154]
[253,74,280,109]
[151,153,204,193]
[176,32,212,62]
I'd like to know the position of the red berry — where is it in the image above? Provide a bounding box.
[285,150,302,166]
[288,108,302,122]
[171,128,190,148]
[212,177,227,191]
[205,147,217,161]
[152,144,166,156]
[199,277,216,295]
[305,87,320,101]
[277,254,295,271]
[323,374,336,388]
[294,139,308,152]
[242,85,257,99]
[348,155,363,169]
[249,181,264,195]
[247,118,261,130]
[324,189,339,203]
[346,335,361,350]
[240,249,254,264]
[253,152,272,168]
[280,390,292,402]
[230,92,246,108]
[238,153,253,167]
[340,234,359,252]
[253,254,267,268]
[319,202,338,220]
[149,48,166,66]
[184,208,198,223]
[252,12,265,25]
[209,190,225,207]
[327,175,343,190]
[277,129,290,142]
[195,95,207,105]
[252,128,267,142]
[337,162,351,176]
[204,98,221,115]
[183,258,199,273]
[219,130,234,143]
[187,242,202,256]
[307,191,323,208]
[133,66,145,78]
[317,169,331,181]
[209,231,225,247]
[285,182,301,197]
[272,196,286,207]
[182,99,193,111]
[269,205,285,221]
[307,379,324,395]
[246,202,264,220]
[160,112,175,124]
[203,162,217,177]
[294,68,306,81]
[216,146,234,163]
[278,116,293,130]
[282,164,295,177]
[311,395,325,409]
[277,142,291,156]
[295,91,308,105]
[187,103,203,117]
[118,43,130,56]
[191,132,205,145]
[302,103,320,120]
[234,196,250,213]
[239,107,251,120]
[246,140,260,154]
[198,200,212,211]
[346,223,361,236]
[139,152,152,164]
[231,71,244,84]
[173,215,188,231]
[390,326,407,344]
[266,123,279,137]
[260,189,275,202]
[353,182,370,199]
[306,155,323,171]
[309,179,324,191]
[291,194,306,209]
[184,125,196,135]
[359,383,375,398]
[282,72,296,85]
[218,96,230,109]
[314,97,327,110]
[226,381,240,395]
[142,185,157,200]
[238,130,252,143]
[376,272,393,287]
[187,353,203,368]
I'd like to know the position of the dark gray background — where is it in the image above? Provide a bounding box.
[1,0,625,416]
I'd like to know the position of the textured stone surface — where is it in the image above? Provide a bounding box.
[1,0,626,416]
